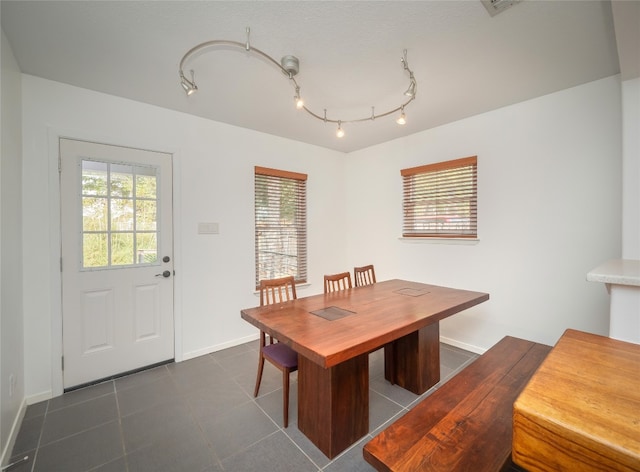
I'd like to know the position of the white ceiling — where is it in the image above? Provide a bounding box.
[1,1,632,153]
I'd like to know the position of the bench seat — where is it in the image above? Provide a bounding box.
[363,336,551,472]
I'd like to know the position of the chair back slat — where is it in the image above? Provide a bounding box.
[324,272,353,293]
[259,276,297,306]
[354,265,377,287]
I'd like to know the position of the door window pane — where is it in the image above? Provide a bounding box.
[136,200,157,231]
[135,168,157,199]
[82,197,108,231]
[111,233,134,265]
[81,159,159,269]
[110,164,134,198]
[83,233,108,268]
[111,198,134,231]
[137,233,158,264]
[82,161,108,196]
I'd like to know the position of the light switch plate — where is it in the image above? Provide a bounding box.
[198,222,219,234]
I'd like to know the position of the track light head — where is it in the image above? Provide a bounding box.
[294,86,304,109]
[404,75,417,98]
[396,107,406,125]
[180,70,197,96]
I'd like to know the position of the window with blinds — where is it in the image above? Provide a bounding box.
[401,156,477,238]
[254,166,308,287]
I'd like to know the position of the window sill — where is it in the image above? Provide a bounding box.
[398,237,479,245]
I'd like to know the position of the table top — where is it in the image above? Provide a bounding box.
[513,329,640,471]
[241,279,489,368]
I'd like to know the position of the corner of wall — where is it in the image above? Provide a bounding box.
[622,78,640,259]
[1,27,26,466]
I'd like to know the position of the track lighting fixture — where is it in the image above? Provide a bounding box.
[178,28,417,138]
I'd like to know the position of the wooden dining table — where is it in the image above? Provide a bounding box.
[241,279,489,458]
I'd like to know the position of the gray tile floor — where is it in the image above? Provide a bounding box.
[9,340,477,472]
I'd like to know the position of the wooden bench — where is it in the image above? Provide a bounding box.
[363,336,551,472]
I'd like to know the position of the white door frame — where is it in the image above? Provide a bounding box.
[46,127,184,398]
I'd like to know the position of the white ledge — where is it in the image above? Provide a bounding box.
[587,259,640,287]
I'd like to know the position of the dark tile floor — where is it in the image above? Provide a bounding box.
[9,339,477,472]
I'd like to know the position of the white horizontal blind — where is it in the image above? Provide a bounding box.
[254,166,308,288]
[401,156,477,238]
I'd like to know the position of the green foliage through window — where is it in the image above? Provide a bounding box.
[82,160,159,268]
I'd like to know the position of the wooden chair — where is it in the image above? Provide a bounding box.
[353,264,393,382]
[354,264,377,287]
[324,271,353,293]
[253,276,298,427]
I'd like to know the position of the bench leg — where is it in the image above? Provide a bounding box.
[385,322,440,394]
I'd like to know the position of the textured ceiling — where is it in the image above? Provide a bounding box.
[1,1,626,153]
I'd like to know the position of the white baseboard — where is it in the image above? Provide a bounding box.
[25,390,52,405]
[1,397,27,468]
[182,333,259,361]
[440,336,486,355]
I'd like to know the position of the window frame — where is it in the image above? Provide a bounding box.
[400,156,478,239]
[254,166,308,289]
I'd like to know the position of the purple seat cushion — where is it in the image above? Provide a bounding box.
[263,342,298,369]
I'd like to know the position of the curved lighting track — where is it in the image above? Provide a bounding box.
[178,28,417,138]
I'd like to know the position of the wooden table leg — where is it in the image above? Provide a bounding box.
[297,353,369,459]
[385,322,440,394]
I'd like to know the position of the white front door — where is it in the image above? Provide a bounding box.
[60,138,174,389]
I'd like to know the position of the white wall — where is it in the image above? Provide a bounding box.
[1,29,25,462]
[21,75,346,400]
[345,76,622,351]
[622,77,639,259]
[20,73,625,399]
